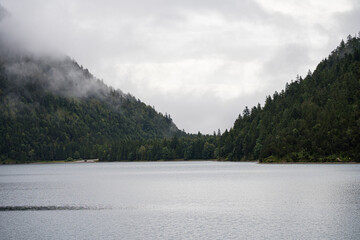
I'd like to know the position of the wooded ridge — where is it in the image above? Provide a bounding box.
[1,35,359,163]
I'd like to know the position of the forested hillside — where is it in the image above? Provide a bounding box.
[218,35,360,162]
[0,46,181,163]
[1,34,359,163]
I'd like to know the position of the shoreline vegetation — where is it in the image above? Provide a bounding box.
[259,155,356,164]
[1,159,100,165]
[0,158,358,165]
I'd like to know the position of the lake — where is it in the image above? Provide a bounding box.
[0,161,359,239]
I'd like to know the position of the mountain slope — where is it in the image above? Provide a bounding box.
[218,35,360,162]
[0,46,180,163]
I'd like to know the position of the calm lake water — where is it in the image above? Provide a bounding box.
[0,161,359,239]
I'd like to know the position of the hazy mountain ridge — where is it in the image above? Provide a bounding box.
[0,46,180,162]
[218,35,360,162]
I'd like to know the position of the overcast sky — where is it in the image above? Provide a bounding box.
[1,0,359,134]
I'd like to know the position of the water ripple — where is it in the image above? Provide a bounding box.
[0,206,108,211]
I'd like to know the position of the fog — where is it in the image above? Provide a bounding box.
[0,1,359,133]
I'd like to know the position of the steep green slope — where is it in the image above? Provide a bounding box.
[0,49,180,163]
[218,35,360,162]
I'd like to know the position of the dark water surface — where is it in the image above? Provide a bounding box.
[0,162,359,239]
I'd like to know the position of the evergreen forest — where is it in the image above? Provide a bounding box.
[218,35,360,162]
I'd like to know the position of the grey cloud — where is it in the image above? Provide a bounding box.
[262,43,312,76]
[137,87,267,134]
[84,0,268,20]
[0,0,277,61]
[0,4,9,20]
[336,2,360,37]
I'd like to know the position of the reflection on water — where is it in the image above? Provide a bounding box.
[0,162,359,239]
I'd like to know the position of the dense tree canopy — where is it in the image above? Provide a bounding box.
[218,35,360,162]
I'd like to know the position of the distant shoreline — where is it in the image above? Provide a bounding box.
[31,159,99,164]
[259,161,359,164]
[1,159,359,165]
